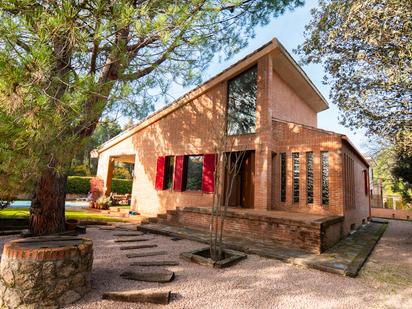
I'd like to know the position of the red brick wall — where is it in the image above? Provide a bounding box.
[271,120,344,216]
[174,207,323,253]
[371,208,412,221]
[269,70,318,127]
[341,143,370,234]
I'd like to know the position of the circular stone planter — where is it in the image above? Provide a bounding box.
[0,236,93,309]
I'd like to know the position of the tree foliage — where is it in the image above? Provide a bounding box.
[298,0,412,139]
[0,0,303,200]
[374,145,411,204]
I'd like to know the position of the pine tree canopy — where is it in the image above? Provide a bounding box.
[0,0,303,199]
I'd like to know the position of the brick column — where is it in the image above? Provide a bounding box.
[254,144,272,210]
[96,154,114,196]
[253,54,273,210]
[105,158,114,196]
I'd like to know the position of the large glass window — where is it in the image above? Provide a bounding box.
[164,156,174,189]
[292,152,300,203]
[321,151,329,205]
[184,155,203,191]
[280,153,286,202]
[306,152,314,204]
[227,66,258,135]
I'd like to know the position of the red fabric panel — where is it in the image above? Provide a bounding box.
[155,156,166,190]
[202,154,216,193]
[173,155,185,191]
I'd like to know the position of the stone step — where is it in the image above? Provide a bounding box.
[167,209,177,215]
[112,223,139,230]
[148,217,159,223]
[130,260,179,267]
[102,290,171,305]
[114,237,152,243]
[126,251,168,258]
[0,229,27,236]
[120,244,157,250]
[120,271,174,283]
[113,232,144,237]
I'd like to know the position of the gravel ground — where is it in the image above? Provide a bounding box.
[1,220,411,309]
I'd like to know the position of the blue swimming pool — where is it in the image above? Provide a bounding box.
[9,200,88,208]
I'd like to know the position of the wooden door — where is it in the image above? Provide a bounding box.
[240,151,255,208]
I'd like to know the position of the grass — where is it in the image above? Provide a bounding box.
[0,207,123,222]
[111,205,130,209]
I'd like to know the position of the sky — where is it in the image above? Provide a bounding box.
[153,0,370,153]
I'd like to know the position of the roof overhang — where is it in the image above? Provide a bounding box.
[271,39,328,112]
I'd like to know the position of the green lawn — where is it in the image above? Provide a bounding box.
[0,208,123,222]
[112,205,130,209]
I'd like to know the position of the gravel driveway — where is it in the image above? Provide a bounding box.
[1,220,411,309]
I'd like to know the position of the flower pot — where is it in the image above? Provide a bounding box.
[65,219,80,231]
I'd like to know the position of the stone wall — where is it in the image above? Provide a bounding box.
[0,237,93,309]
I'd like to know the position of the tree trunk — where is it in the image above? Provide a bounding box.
[29,167,67,235]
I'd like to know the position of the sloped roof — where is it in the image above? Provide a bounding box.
[93,38,328,155]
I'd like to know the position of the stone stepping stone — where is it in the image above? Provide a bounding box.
[120,271,174,283]
[114,237,152,243]
[126,251,168,258]
[130,260,179,267]
[120,244,157,250]
[113,232,143,237]
[102,290,171,304]
[99,226,116,231]
[0,230,26,236]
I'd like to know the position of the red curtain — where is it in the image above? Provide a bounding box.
[202,154,216,193]
[173,155,185,191]
[155,156,166,190]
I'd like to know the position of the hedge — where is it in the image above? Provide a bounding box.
[67,176,132,195]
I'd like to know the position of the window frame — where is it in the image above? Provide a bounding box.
[226,65,258,136]
[163,156,175,190]
[292,152,300,204]
[321,151,329,206]
[280,153,287,203]
[183,155,204,192]
[306,151,314,204]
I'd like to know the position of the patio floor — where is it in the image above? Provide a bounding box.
[137,220,388,277]
[0,220,411,308]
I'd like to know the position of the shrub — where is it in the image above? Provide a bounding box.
[113,167,132,179]
[96,195,112,210]
[68,164,91,176]
[112,179,133,194]
[66,176,132,195]
[67,176,91,194]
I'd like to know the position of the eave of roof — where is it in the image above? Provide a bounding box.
[93,38,328,155]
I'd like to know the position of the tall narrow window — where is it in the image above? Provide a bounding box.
[280,153,286,202]
[321,151,329,205]
[184,155,203,191]
[163,156,174,189]
[306,152,314,204]
[292,152,300,203]
[227,66,258,135]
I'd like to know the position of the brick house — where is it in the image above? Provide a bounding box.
[92,39,371,254]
